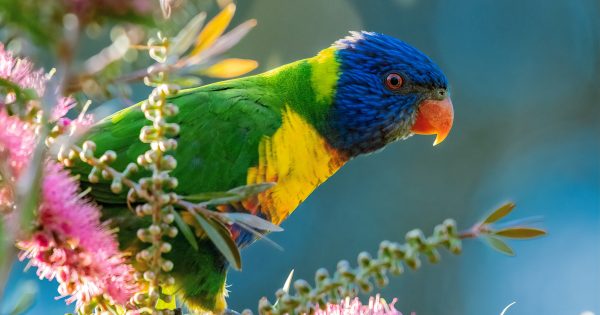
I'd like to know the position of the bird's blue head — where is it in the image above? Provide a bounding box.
[328,31,454,156]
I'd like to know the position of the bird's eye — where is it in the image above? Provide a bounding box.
[385,73,403,90]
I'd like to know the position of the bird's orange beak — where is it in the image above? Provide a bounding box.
[411,97,454,146]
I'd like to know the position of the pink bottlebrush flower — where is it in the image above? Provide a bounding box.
[1,41,135,308]
[0,110,37,179]
[0,42,81,123]
[316,295,404,315]
[0,44,46,105]
[18,162,138,306]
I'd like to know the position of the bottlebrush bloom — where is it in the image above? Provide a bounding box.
[0,42,137,307]
[0,110,36,179]
[18,162,138,306]
[0,44,45,105]
[315,295,404,315]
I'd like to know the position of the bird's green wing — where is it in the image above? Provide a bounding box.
[73,76,283,204]
[69,77,284,313]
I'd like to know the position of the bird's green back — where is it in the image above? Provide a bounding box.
[77,47,344,223]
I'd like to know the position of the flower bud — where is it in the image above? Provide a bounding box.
[357,251,372,267]
[167,226,178,238]
[82,141,96,152]
[163,213,175,224]
[293,279,311,295]
[143,271,156,281]
[137,229,150,242]
[315,268,329,283]
[148,224,161,235]
[111,180,123,194]
[101,169,113,180]
[161,260,174,272]
[161,155,177,170]
[160,242,172,253]
[133,292,146,304]
[100,150,117,163]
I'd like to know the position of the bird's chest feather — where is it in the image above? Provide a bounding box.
[245,106,347,225]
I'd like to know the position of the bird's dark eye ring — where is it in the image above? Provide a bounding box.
[385,73,403,90]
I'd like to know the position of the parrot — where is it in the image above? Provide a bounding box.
[71,31,454,313]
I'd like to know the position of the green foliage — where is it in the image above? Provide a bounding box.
[190,209,242,270]
[1,281,38,315]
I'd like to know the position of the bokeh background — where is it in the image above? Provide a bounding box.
[3,0,599,314]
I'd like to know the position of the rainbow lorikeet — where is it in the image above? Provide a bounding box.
[72,31,453,313]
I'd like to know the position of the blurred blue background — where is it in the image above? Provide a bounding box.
[3,0,599,314]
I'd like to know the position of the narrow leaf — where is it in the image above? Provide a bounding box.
[8,281,37,315]
[228,182,275,197]
[484,236,514,256]
[500,302,516,315]
[170,12,207,57]
[192,19,257,62]
[483,202,516,224]
[282,269,294,293]
[172,210,199,251]
[190,3,236,56]
[192,211,242,270]
[183,191,237,202]
[223,212,283,232]
[202,58,258,78]
[169,75,203,87]
[233,220,283,251]
[204,182,275,206]
[274,269,294,307]
[494,227,546,239]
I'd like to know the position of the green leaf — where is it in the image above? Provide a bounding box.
[203,182,275,206]
[274,269,294,308]
[170,12,207,57]
[8,281,37,315]
[483,202,515,224]
[223,212,283,232]
[191,211,242,270]
[172,210,198,251]
[228,182,275,197]
[484,236,515,256]
[231,220,282,251]
[494,227,546,239]
[169,75,203,88]
[182,191,237,202]
[282,269,294,293]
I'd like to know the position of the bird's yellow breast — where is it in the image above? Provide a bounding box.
[246,106,347,225]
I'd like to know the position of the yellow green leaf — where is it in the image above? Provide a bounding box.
[190,3,236,56]
[172,210,199,251]
[202,58,258,78]
[191,211,242,270]
[494,227,546,239]
[483,202,515,224]
[484,236,515,256]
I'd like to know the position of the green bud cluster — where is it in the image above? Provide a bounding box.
[127,34,181,314]
[252,219,461,315]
